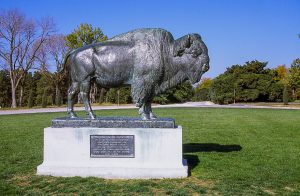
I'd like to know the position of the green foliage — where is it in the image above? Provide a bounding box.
[267,81,284,102]
[36,74,52,107]
[21,72,34,107]
[55,90,62,106]
[289,58,300,100]
[210,61,284,104]
[173,82,194,102]
[153,82,194,104]
[104,87,131,104]
[27,90,34,108]
[153,94,169,105]
[0,70,11,107]
[41,89,48,108]
[193,78,213,101]
[65,23,108,49]
[283,85,289,105]
[0,108,300,195]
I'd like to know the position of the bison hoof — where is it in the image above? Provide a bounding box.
[150,112,158,119]
[88,113,96,120]
[69,112,78,119]
[141,113,151,120]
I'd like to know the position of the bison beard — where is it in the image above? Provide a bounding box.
[62,28,209,120]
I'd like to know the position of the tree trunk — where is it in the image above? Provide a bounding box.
[19,86,24,107]
[283,85,288,105]
[90,83,97,104]
[11,87,17,108]
[292,88,296,100]
[11,82,17,108]
[55,84,61,106]
[42,88,48,108]
[99,88,105,104]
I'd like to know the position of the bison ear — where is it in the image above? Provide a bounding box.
[173,34,193,57]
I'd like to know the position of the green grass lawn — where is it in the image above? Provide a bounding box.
[0,108,300,195]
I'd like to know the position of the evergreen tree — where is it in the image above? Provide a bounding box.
[289,59,300,100]
[27,90,34,108]
[41,88,48,108]
[283,85,289,105]
[210,61,282,104]
[153,82,194,104]
[65,23,108,49]
[0,70,11,107]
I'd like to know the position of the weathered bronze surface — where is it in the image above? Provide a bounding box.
[62,28,209,119]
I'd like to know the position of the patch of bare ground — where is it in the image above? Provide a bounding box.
[284,186,295,192]
[10,173,56,187]
[263,189,276,195]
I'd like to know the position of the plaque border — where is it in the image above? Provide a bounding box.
[90,135,135,158]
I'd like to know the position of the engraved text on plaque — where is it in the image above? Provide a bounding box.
[90,135,134,158]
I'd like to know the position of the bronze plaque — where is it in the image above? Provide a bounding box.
[90,135,134,158]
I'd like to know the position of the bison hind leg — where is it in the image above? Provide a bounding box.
[80,78,96,119]
[67,82,79,118]
[148,103,157,119]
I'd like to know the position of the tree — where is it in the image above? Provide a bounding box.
[37,34,68,106]
[289,58,300,100]
[0,9,55,108]
[274,65,289,104]
[210,60,280,104]
[65,23,107,49]
[153,82,194,104]
[65,23,108,104]
[35,73,51,107]
[193,78,213,101]
[0,70,11,107]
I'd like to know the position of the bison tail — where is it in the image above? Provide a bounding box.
[59,50,74,73]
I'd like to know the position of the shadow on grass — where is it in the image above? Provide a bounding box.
[183,154,200,176]
[183,143,242,153]
[183,143,242,176]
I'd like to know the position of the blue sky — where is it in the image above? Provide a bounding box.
[1,0,300,78]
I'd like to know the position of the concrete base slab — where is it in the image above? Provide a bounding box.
[37,161,187,179]
[37,126,188,179]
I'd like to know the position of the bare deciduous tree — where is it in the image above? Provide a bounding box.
[37,34,68,106]
[0,9,55,108]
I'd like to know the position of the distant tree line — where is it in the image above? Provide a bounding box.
[194,59,300,104]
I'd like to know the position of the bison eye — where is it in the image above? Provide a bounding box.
[191,48,202,58]
[191,49,202,58]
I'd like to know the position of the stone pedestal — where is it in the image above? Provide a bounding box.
[37,117,188,179]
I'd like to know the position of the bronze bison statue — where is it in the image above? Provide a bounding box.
[62,28,209,120]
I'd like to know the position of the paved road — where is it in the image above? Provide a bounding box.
[0,102,299,115]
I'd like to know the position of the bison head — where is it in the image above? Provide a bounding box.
[173,34,209,85]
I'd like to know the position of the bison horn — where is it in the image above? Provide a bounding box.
[186,34,192,48]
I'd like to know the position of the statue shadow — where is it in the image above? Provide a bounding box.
[183,143,242,153]
[183,143,242,176]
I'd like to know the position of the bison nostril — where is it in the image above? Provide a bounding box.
[203,63,209,71]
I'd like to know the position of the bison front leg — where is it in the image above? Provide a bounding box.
[67,82,79,118]
[131,78,155,120]
[80,78,96,119]
[138,101,157,120]
[138,103,151,120]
